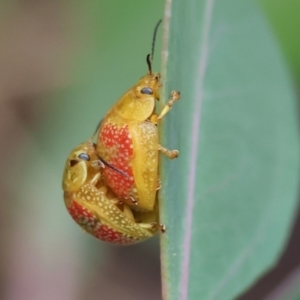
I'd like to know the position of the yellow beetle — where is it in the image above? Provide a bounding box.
[97,20,180,211]
[62,139,162,245]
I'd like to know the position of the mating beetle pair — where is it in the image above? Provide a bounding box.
[62,20,181,245]
[62,140,158,244]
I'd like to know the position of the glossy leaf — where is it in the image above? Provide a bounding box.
[159,1,300,299]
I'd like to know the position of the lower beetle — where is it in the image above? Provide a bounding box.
[62,139,163,245]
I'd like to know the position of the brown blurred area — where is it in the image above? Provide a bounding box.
[0,2,163,300]
[0,0,77,180]
[0,2,80,299]
[0,1,77,98]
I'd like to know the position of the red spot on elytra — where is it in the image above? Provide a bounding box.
[67,200,138,245]
[99,123,135,198]
[94,224,136,245]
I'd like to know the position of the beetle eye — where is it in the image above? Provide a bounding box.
[78,153,90,161]
[140,87,153,95]
[70,159,79,167]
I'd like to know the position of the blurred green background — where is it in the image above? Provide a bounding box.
[0,0,299,299]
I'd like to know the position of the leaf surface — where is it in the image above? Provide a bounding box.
[159,1,300,299]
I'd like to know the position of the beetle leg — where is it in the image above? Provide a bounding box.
[159,224,166,233]
[150,91,180,124]
[156,179,162,190]
[90,173,101,186]
[118,196,139,206]
[157,90,180,121]
[139,222,166,233]
[91,159,105,170]
[127,196,138,206]
[158,144,179,159]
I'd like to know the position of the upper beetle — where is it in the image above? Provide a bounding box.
[97,20,180,211]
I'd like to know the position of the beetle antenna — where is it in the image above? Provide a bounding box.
[146,54,152,74]
[98,156,129,177]
[147,19,162,74]
[151,19,162,61]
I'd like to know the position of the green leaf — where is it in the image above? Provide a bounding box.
[159,1,300,300]
[257,0,300,83]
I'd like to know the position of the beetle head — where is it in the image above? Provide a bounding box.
[62,141,99,192]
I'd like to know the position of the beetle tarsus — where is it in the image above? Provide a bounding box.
[156,179,162,190]
[147,222,166,233]
[125,196,138,206]
[158,144,179,159]
[159,224,166,234]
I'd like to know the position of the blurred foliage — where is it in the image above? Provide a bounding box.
[0,1,166,299]
[257,0,300,84]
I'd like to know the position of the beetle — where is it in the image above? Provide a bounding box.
[62,139,162,245]
[97,20,180,211]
